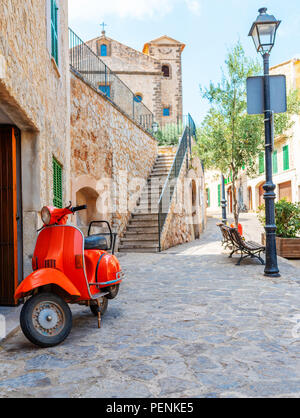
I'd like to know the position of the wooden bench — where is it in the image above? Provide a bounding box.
[217,223,232,250]
[217,223,265,266]
[229,227,265,266]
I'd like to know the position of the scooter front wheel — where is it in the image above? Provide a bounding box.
[20,293,72,348]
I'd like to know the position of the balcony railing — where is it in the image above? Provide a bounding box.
[69,28,154,133]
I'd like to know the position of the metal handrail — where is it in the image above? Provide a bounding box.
[69,28,154,133]
[158,114,197,251]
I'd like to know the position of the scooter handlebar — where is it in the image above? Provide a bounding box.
[72,205,87,213]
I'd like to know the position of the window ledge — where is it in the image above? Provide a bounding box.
[51,57,61,78]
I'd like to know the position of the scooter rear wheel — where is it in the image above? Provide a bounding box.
[20,293,72,348]
[90,297,108,316]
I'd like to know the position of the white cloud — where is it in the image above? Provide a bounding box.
[69,0,201,21]
[185,0,201,15]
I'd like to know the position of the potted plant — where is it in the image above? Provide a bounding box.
[258,199,300,259]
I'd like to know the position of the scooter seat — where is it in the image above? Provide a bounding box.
[84,235,108,251]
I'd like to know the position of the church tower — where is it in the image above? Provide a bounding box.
[143,36,185,125]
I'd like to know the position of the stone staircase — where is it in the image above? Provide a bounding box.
[118,152,175,253]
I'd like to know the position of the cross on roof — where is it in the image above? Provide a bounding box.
[100,22,108,33]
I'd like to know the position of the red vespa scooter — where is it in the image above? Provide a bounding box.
[14,204,124,348]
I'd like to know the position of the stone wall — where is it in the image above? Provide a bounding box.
[161,149,206,251]
[0,0,70,277]
[70,70,158,237]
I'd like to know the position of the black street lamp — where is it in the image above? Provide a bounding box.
[221,174,227,225]
[249,8,281,277]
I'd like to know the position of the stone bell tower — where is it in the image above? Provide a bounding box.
[143,36,185,125]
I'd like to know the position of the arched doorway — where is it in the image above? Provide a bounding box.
[76,187,100,235]
[258,183,265,208]
[191,180,200,239]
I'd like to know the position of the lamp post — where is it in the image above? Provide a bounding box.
[221,174,227,225]
[249,7,281,277]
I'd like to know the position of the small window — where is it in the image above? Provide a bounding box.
[53,157,63,208]
[163,107,170,117]
[283,145,289,170]
[134,94,143,103]
[51,0,59,65]
[162,65,170,77]
[100,44,107,57]
[99,84,110,97]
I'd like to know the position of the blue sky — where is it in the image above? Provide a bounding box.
[69,0,300,125]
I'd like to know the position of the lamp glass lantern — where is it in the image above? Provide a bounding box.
[248,8,281,55]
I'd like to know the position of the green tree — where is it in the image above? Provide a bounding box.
[196,42,300,226]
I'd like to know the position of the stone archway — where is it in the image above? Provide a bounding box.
[191,179,200,239]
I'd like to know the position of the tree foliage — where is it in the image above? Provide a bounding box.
[196,41,300,225]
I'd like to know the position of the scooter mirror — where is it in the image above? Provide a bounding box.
[41,207,51,225]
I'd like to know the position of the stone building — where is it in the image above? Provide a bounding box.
[205,57,300,216]
[0,2,205,306]
[0,0,70,305]
[85,31,185,126]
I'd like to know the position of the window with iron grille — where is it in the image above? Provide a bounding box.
[206,188,210,207]
[283,145,289,171]
[218,184,221,207]
[53,157,63,208]
[259,152,265,174]
[51,0,59,65]
[272,150,278,174]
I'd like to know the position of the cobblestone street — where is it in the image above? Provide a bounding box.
[1,215,300,398]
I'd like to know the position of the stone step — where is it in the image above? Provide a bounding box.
[151,169,170,175]
[154,164,172,169]
[118,248,159,253]
[134,210,159,215]
[121,234,159,242]
[131,214,158,221]
[124,230,159,237]
[127,226,158,233]
[128,220,158,227]
[119,241,158,248]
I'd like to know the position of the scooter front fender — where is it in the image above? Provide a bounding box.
[15,268,81,302]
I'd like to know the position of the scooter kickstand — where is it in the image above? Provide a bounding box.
[96,299,101,329]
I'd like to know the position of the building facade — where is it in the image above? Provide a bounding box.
[85,31,185,126]
[0,0,71,305]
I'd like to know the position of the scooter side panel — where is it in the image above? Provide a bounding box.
[33,226,90,300]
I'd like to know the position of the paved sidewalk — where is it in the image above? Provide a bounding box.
[0,215,300,398]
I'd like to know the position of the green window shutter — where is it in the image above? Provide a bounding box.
[283,145,289,170]
[272,150,278,174]
[259,152,265,174]
[218,184,221,207]
[207,188,210,207]
[53,157,63,208]
[51,0,58,65]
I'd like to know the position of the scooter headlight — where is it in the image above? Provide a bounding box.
[41,207,51,225]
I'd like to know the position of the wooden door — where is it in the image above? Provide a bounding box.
[278,181,292,202]
[259,183,265,207]
[0,126,23,306]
